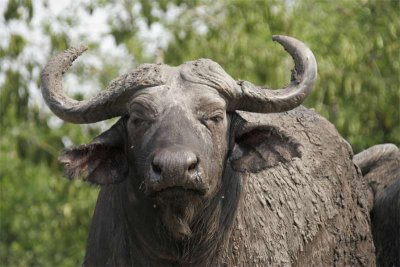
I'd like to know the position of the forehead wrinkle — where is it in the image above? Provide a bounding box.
[195,94,226,112]
[175,82,228,115]
[128,90,165,116]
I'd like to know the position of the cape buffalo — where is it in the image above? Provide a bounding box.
[41,36,375,266]
[354,144,400,267]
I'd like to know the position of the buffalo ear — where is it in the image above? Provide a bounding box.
[230,123,302,173]
[59,118,128,185]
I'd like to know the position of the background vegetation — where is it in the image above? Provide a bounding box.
[1,0,399,266]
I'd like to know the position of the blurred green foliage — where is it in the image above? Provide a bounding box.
[0,0,399,266]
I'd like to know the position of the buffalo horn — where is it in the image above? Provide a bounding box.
[234,35,317,113]
[41,46,162,124]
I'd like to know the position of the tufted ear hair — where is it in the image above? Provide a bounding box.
[59,117,128,185]
[229,119,302,173]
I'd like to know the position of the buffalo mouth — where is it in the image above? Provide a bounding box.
[149,186,206,201]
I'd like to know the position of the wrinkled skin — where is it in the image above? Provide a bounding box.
[354,144,400,267]
[127,82,231,240]
[59,63,246,265]
[42,36,375,266]
[62,106,376,266]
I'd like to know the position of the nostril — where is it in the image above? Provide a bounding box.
[188,162,197,171]
[152,162,162,174]
[188,158,199,172]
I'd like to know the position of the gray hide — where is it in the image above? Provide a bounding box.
[40,36,376,266]
[81,107,376,266]
[354,144,400,267]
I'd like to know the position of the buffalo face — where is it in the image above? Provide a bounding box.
[125,81,231,239]
[127,83,229,200]
[42,36,317,241]
[123,72,236,239]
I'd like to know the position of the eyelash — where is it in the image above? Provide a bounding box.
[208,115,223,123]
[130,116,151,127]
[202,113,224,124]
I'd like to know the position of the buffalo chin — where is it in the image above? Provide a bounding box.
[157,197,201,241]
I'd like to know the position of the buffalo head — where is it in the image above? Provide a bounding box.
[41,35,316,240]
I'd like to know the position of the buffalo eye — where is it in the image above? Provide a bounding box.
[201,112,225,126]
[129,116,152,127]
[208,115,224,123]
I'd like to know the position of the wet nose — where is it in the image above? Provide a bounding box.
[151,148,199,179]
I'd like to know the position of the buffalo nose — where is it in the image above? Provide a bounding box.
[151,148,199,178]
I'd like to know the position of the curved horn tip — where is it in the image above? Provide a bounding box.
[65,45,89,60]
[272,34,289,42]
[272,35,291,45]
[42,45,89,75]
[271,35,317,77]
[271,35,310,51]
[232,35,317,113]
[74,45,88,53]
